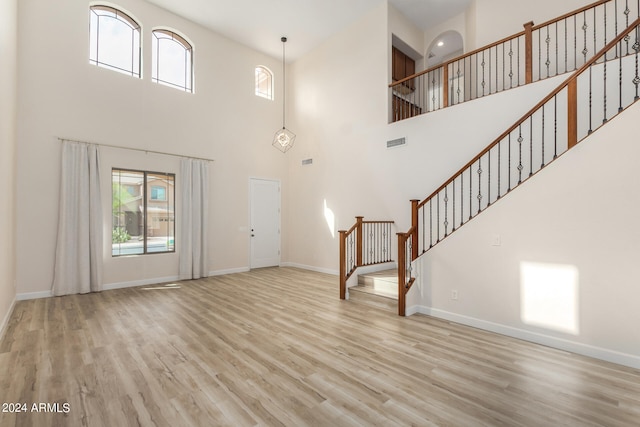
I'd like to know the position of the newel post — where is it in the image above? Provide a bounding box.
[568,77,578,149]
[339,229,347,300]
[524,21,534,84]
[410,200,419,261]
[355,216,364,268]
[397,232,407,317]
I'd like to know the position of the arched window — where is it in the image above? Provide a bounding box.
[255,66,273,100]
[89,5,141,77]
[152,29,193,92]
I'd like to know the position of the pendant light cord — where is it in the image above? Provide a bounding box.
[281,36,287,129]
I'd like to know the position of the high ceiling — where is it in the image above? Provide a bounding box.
[144,0,471,60]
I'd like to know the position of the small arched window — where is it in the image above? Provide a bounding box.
[152,29,193,93]
[89,5,141,77]
[255,66,273,100]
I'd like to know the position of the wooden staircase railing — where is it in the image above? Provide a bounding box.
[397,17,640,316]
[390,0,640,122]
[339,217,394,299]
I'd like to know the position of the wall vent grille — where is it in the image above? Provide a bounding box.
[387,137,406,148]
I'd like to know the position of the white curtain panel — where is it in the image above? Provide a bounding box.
[179,158,209,280]
[52,141,103,296]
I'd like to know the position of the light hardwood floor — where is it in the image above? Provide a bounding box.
[1,267,639,426]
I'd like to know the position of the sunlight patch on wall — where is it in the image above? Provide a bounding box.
[324,199,335,238]
[520,262,579,335]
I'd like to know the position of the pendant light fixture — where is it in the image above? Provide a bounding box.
[273,36,296,153]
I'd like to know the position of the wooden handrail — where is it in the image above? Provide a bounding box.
[390,0,622,91]
[531,0,609,31]
[389,29,527,89]
[417,16,640,209]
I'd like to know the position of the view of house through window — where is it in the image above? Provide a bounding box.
[112,169,175,256]
[255,66,273,100]
[152,29,193,92]
[89,5,141,77]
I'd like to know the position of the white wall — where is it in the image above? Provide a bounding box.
[469,0,595,48]
[16,0,287,296]
[0,0,18,335]
[285,0,565,273]
[408,101,640,369]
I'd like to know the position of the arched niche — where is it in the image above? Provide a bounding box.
[426,30,464,68]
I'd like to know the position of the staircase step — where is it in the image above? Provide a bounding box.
[356,269,398,299]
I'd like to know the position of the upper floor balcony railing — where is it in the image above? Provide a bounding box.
[390,0,640,122]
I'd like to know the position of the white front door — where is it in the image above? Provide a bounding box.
[250,178,281,269]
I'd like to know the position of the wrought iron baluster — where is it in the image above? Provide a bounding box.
[620,39,624,112]
[460,170,464,227]
[589,65,593,134]
[564,19,568,73]
[509,40,514,88]
[555,21,559,75]
[452,178,456,232]
[539,30,542,79]
[554,95,558,159]
[529,116,534,177]
[518,126,524,184]
[469,165,472,220]
[488,49,492,94]
[624,1,631,55]
[437,193,441,243]
[429,200,432,248]
[497,140,502,199]
[488,148,491,205]
[477,158,483,214]
[508,134,512,191]
[574,15,578,70]
[546,26,551,77]
[604,53,609,123]
[541,104,546,168]
[634,26,640,100]
[583,12,589,64]
[444,186,449,237]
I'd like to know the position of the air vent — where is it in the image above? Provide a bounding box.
[301,158,313,165]
[387,137,406,149]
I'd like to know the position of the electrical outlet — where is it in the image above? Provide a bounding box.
[451,290,459,300]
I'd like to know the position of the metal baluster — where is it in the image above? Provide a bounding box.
[583,12,589,64]
[488,147,491,205]
[497,140,502,199]
[488,49,492,94]
[574,15,578,70]
[475,53,479,99]
[495,45,499,92]
[555,21,559,75]
[469,165,472,220]
[429,200,432,248]
[615,0,619,58]
[541,104,546,168]
[604,50,609,123]
[529,116,534,177]
[509,39,514,88]
[457,61,462,104]
[502,43,506,90]
[432,71,437,111]
[589,65,593,134]
[460,170,464,227]
[452,178,456,232]
[634,26,640,100]
[436,193,440,243]
[546,26,551,77]
[477,158,483,214]
[554,95,558,159]
[565,19,568,73]
[539,30,542,79]
[624,1,631,55]
[620,39,624,112]
[518,126,524,184]
[594,8,597,63]
[481,51,486,96]
[444,186,449,237]
[508,134,512,191]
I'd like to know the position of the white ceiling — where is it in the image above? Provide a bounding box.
[144,0,471,61]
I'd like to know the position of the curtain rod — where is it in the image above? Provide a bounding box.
[57,137,214,162]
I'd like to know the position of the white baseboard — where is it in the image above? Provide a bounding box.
[208,267,250,276]
[17,290,53,301]
[0,298,16,341]
[280,262,339,276]
[408,305,640,370]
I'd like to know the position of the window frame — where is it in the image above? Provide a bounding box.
[255,65,274,100]
[89,4,142,78]
[112,168,176,257]
[151,28,194,93]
